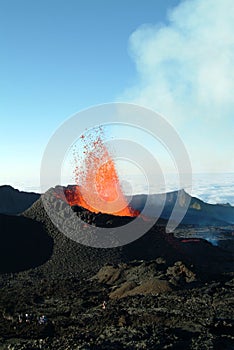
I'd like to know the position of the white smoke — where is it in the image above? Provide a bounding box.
[121,0,234,172]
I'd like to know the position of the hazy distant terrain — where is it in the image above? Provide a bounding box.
[128,189,234,226]
[0,185,40,215]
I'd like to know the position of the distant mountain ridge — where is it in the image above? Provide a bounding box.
[0,185,40,215]
[128,189,234,226]
[0,185,233,226]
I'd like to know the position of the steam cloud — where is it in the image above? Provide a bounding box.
[121,0,234,172]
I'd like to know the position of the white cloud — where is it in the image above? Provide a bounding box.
[121,0,234,172]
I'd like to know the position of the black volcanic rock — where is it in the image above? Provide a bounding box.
[93,260,196,299]
[0,213,53,273]
[71,204,135,227]
[0,185,40,215]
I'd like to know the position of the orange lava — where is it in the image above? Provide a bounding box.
[63,130,138,217]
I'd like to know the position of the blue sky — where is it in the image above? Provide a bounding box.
[1,0,233,190]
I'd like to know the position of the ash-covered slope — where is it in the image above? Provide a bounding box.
[0,213,53,273]
[0,185,40,215]
[22,195,127,277]
[129,189,234,226]
[22,188,234,280]
[22,190,182,277]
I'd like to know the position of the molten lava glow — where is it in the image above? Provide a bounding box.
[63,131,138,217]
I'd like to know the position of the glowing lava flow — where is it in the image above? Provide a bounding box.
[64,132,138,217]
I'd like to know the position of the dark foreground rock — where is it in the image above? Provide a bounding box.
[93,260,196,299]
[0,260,233,350]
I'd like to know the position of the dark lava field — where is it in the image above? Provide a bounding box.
[0,189,233,349]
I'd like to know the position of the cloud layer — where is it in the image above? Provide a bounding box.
[122,0,234,172]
